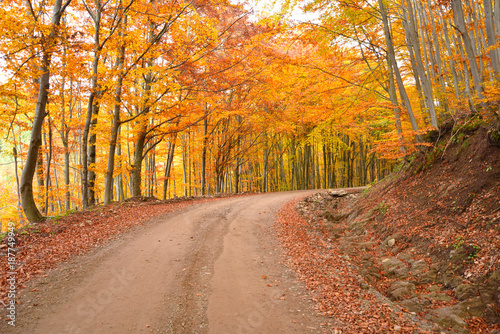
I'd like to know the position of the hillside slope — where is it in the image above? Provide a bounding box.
[287,117,500,333]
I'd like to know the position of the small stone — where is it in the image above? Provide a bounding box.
[388,239,396,247]
[394,325,402,331]
[360,282,370,290]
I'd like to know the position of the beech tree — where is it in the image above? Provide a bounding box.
[18,0,72,223]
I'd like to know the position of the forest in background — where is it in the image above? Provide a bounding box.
[0,0,499,227]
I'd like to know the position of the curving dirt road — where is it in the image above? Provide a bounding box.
[6,191,332,333]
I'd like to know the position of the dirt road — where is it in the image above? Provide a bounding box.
[6,191,330,333]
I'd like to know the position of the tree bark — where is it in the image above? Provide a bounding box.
[379,0,421,141]
[162,135,176,200]
[403,0,438,128]
[452,0,485,100]
[104,18,126,204]
[484,0,500,79]
[21,0,70,223]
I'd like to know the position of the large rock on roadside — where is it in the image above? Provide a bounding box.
[327,189,347,197]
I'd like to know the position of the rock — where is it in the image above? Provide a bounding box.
[381,257,409,278]
[328,189,347,197]
[388,281,416,301]
[360,282,370,290]
[360,258,381,283]
[487,270,500,288]
[356,241,377,251]
[425,292,452,302]
[387,238,396,247]
[454,297,486,318]
[401,297,430,313]
[478,284,498,304]
[442,272,463,289]
[393,325,402,331]
[427,285,442,293]
[410,260,429,276]
[348,219,369,234]
[418,268,439,284]
[455,284,478,301]
[381,257,403,270]
[397,253,413,261]
[426,306,470,334]
[383,234,403,245]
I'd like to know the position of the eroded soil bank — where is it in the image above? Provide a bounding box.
[278,120,500,333]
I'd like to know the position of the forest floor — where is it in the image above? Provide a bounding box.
[277,117,500,333]
[1,116,499,333]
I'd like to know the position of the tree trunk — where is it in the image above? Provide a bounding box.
[403,0,438,128]
[21,0,70,223]
[44,120,53,214]
[379,0,421,141]
[442,17,462,102]
[201,110,208,195]
[484,0,500,79]
[104,21,126,204]
[452,0,485,100]
[131,126,147,197]
[162,136,176,200]
[87,103,99,205]
[115,128,125,202]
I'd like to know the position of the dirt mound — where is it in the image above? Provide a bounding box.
[294,117,500,332]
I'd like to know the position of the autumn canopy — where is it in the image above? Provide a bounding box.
[0,0,499,224]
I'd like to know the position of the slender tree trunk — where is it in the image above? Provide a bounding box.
[428,0,450,114]
[201,109,209,195]
[379,0,421,141]
[115,128,125,201]
[44,120,53,214]
[403,0,438,128]
[87,104,99,205]
[131,125,147,197]
[484,0,500,79]
[163,136,176,200]
[452,0,485,100]
[104,21,126,204]
[13,146,23,220]
[442,17,462,103]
